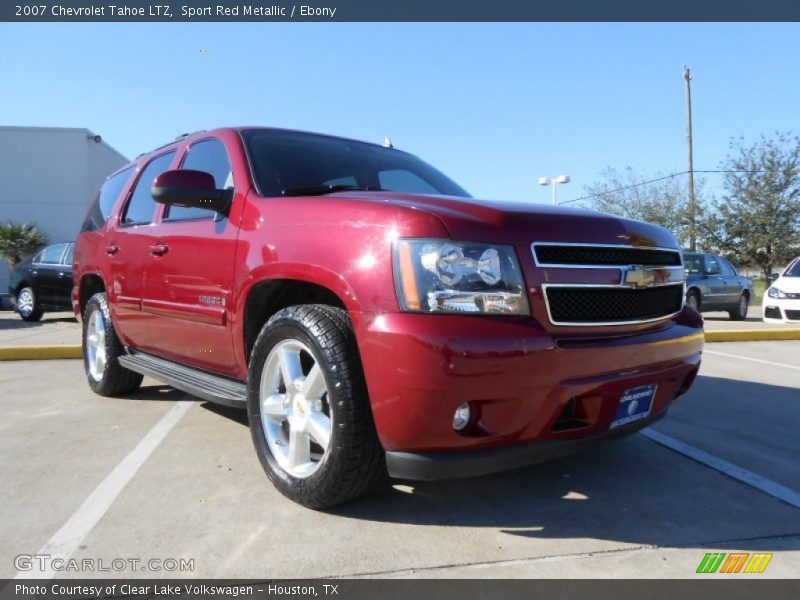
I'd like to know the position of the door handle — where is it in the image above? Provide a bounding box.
[149,243,169,256]
[105,244,120,255]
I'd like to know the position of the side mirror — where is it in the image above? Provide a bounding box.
[151,170,228,214]
[768,273,779,281]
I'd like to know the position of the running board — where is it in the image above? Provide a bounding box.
[118,350,247,408]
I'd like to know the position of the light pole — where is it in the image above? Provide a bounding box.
[538,175,570,205]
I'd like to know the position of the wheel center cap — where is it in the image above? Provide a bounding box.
[293,393,308,416]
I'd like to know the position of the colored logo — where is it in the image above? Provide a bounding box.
[696,552,773,574]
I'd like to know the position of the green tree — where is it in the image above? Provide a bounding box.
[0,222,48,272]
[584,167,696,247]
[713,133,800,278]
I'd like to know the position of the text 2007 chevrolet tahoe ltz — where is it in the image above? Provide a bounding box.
[73,128,703,508]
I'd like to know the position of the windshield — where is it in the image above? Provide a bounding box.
[241,129,471,198]
[784,260,800,277]
[684,254,703,275]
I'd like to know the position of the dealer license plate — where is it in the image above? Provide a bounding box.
[610,383,657,429]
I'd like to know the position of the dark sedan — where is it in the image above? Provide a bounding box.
[683,252,753,320]
[8,242,75,321]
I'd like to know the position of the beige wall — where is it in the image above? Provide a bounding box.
[1,127,128,296]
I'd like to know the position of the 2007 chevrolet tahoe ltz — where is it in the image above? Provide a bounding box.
[72,127,703,508]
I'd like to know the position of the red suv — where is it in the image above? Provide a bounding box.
[73,127,703,508]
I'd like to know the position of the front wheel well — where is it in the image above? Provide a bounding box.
[79,274,106,315]
[243,279,348,364]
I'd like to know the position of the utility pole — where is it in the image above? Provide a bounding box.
[684,65,697,251]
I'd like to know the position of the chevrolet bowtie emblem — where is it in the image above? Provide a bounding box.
[621,265,659,288]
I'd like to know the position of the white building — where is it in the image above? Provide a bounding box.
[0,126,129,295]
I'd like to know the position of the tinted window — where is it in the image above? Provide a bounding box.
[706,256,720,274]
[785,260,800,277]
[81,167,135,232]
[684,254,702,274]
[123,152,176,225]
[242,130,470,198]
[63,244,75,265]
[719,258,737,277]
[166,139,233,221]
[37,243,68,265]
[379,170,441,195]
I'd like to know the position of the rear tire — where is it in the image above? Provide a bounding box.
[82,293,143,396]
[247,304,385,509]
[17,287,43,322]
[729,293,749,321]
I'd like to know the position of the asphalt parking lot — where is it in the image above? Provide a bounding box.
[1,341,799,579]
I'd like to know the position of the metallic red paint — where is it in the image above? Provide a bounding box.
[74,127,703,459]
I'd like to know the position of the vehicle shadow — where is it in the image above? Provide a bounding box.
[187,374,800,551]
[340,375,799,550]
[202,401,249,425]
[119,384,190,402]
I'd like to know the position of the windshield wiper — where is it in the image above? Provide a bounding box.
[281,184,386,197]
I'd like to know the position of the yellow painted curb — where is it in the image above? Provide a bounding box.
[1,329,798,360]
[0,345,82,360]
[705,329,800,342]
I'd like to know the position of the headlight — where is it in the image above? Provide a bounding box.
[393,239,529,315]
[767,286,787,299]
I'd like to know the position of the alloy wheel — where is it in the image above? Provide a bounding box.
[259,339,333,478]
[86,309,107,382]
[17,289,34,318]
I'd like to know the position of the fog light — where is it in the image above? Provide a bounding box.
[453,403,471,431]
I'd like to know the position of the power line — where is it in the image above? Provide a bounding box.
[559,169,764,205]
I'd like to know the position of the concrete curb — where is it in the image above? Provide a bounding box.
[1,329,799,361]
[704,329,800,342]
[0,345,82,360]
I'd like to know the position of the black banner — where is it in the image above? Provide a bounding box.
[3,580,800,600]
[3,0,800,22]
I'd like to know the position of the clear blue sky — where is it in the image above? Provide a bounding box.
[1,23,797,205]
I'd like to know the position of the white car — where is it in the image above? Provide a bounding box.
[762,257,800,324]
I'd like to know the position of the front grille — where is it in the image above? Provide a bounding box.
[534,244,681,267]
[545,285,684,324]
[764,306,783,319]
[785,310,800,321]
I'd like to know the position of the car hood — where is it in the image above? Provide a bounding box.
[327,191,680,249]
[773,276,800,293]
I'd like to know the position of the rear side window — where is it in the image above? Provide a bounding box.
[166,139,233,221]
[63,244,75,265]
[36,243,68,265]
[81,167,135,232]
[719,258,737,277]
[123,152,176,225]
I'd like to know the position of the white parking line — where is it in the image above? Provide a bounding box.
[704,349,800,371]
[16,400,193,579]
[640,429,800,510]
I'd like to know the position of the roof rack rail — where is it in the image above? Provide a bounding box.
[134,130,207,159]
[174,130,206,141]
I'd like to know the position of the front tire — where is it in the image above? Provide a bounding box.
[82,293,143,396]
[17,287,43,322]
[248,305,385,509]
[729,293,749,321]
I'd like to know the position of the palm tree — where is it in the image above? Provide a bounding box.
[0,222,48,272]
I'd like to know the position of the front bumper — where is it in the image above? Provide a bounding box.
[762,298,800,324]
[356,307,703,472]
[387,409,666,480]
